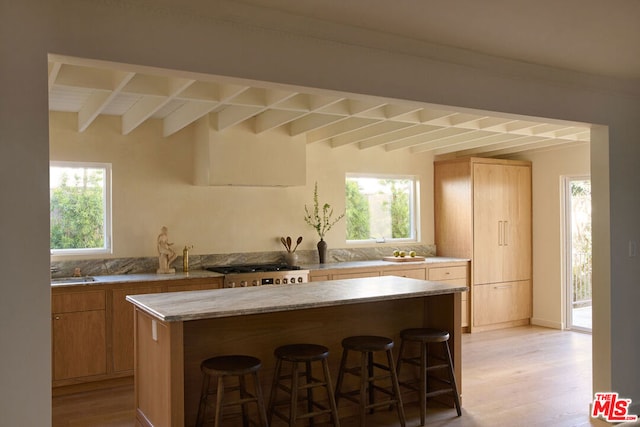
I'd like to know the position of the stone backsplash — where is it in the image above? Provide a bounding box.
[50,244,436,277]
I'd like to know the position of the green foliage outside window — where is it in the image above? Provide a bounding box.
[346,180,370,239]
[345,176,414,242]
[50,168,105,250]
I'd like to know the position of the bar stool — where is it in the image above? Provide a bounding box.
[268,343,340,426]
[334,336,405,427]
[195,354,268,427]
[396,328,461,426]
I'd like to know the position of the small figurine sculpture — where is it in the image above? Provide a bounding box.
[157,226,178,274]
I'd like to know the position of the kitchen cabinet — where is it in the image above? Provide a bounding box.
[435,157,532,332]
[428,265,469,328]
[52,276,223,389]
[112,285,164,373]
[52,290,106,381]
[309,261,468,327]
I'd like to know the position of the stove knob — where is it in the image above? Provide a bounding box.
[240,280,248,287]
[297,277,303,283]
[275,279,281,285]
[283,278,288,284]
[228,282,236,288]
[253,279,260,286]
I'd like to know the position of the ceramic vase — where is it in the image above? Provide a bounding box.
[317,239,328,264]
[284,251,298,266]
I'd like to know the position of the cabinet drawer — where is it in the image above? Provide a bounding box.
[473,280,531,326]
[52,290,105,313]
[333,271,380,279]
[428,266,467,281]
[383,268,426,280]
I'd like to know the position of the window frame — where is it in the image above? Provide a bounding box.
[50,161,113,256]
[345,173,420,245]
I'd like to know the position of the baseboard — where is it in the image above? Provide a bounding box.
[530,318,563,330]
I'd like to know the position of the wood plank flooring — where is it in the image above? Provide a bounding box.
[52,326,612,427]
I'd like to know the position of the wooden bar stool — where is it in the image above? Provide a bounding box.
[195,354,268,427]
[396,328,461,426]
[334,336,405,427]
[268,343,340,426]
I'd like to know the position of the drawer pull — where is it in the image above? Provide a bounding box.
[493,284,512,289]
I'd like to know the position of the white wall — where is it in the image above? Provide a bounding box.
[49,111,434,257]
[4,0,640,424]
[518,144,591,329]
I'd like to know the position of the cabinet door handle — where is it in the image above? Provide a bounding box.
[498,220,503,246]
[493,284,512,289]
[503,220,508,246]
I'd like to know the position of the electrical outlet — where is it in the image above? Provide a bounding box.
[629,240,637,257]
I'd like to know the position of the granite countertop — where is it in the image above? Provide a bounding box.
[126,275,468,322]
[301,257,468,270]
[51,257,469,287]
[50,269,224,287]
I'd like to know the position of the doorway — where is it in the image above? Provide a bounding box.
[563,176,592,332]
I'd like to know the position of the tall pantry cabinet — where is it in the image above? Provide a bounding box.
[434,157,532,332]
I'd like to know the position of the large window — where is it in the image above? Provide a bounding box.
[50,162,112,255]
[345,174,418,243]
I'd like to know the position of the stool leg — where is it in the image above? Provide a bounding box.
[195,373,211,427]
[444,341,462,417]
[290,361,299,427]
[321,358,341,427]
[239,374,250,427]
[253,371,269,427]
[419,342,427,426]
[386,349,406,427]
[268,357,283,425]
[359,351,368,426]
[334,348,349,407]
[367,351,375,414]
[305,360,315,427]
[214,376,225,427]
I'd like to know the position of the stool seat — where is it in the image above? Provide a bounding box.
[335,335,405,427]
[269,343,341,426]
[201,354,262,375]
[400,328,450,343]
[341,335,394,352]
[274,343,330,362]
[196,354,268,427]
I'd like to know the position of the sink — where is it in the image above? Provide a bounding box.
[51,276,96,285]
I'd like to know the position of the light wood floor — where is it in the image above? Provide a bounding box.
[52,326,612,427]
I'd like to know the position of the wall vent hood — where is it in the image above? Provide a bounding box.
[193,116,306,187]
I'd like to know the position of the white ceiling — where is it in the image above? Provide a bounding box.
[48,56,590,157]
[49,0,640,156]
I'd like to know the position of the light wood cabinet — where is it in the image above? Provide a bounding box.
[435,157,532,332]
[428,265,469,328]
[52,276,223,388]
[112,285,164,373]
[383,268,426,280]
[52,290,106,381]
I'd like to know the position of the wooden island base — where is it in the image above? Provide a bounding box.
[130,277,463,427]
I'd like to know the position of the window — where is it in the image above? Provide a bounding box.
[50,161,112,255]
[345,174,418,243]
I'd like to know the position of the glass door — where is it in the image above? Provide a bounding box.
[563,177,592,332]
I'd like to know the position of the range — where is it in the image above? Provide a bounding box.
[205,263,310,288]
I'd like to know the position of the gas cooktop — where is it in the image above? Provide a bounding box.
[205,263,302,275]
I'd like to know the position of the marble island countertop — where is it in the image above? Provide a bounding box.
[126,275,468,322]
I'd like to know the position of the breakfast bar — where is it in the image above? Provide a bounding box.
[127,275,467,426]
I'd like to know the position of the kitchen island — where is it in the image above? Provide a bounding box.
[127,275,467,426]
